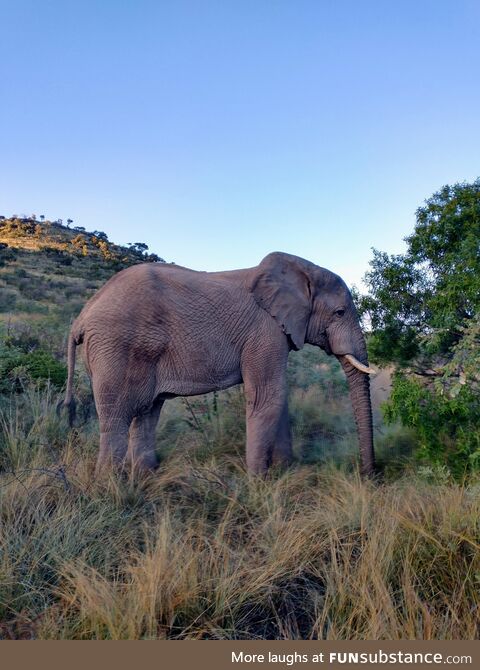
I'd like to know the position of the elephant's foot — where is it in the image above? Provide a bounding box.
[127,452,159,477]
[95,428,129,477]
[94,454,127,479]
[271,442,294,469]
[245,445,273,476]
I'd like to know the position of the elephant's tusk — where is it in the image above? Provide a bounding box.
[344,354,377,375]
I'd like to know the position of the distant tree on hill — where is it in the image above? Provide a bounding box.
[146,253,163,263]
[92,230,108,241]
[128,242,148,255]
[66,219,73,227]
[39,215,45,221]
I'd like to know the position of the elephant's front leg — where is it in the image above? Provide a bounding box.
[272,397,293,467]
[244,381,288,475]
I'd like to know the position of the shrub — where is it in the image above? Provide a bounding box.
[383,373,480,477]
[0,347,67,391]
[0,290,17,312]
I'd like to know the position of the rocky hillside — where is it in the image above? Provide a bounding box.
[0,216,164,354]
[0,216,168,398]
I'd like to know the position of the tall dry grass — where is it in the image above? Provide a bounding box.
[0,388,478,640]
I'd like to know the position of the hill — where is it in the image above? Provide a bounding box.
[0,216,163,351]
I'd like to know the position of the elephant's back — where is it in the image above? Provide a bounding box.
[79,263,195,314]
[76,261,250,344]
[73,261,259,378]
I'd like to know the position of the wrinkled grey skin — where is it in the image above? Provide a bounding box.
[63,252,375,476]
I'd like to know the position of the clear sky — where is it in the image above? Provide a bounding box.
[1,0,479,288]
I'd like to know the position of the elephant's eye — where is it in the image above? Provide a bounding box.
[335,309,345,317]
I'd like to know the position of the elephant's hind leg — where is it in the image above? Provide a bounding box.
[127,396,164,473]
[93,381,141,474]
[96,413,130,474]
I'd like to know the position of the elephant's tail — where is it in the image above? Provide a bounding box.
[58,328,82,426]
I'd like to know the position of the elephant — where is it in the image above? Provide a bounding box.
[62,252,376,476]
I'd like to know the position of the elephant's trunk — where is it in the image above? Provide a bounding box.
[339,352,375,478]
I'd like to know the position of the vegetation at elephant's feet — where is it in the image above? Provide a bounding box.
[0,390,478,640]
[359,179,480,476]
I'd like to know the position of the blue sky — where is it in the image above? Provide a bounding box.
[1,0,479,287]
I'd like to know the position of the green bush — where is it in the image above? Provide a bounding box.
[0,346,67,391]
[0,289,17,312]
[383,373,480,477]
[361,180,480,476]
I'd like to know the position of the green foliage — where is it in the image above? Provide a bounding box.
[19,350,67,387]
[0,245,15,268]
[362,179,480,475]
[443,315,480,398]
[367,324,419,367]
[287,344,347,393]
[362,180,480,360]
[0,340,67,392]
[383,373,480,476]
[0,289,17,312]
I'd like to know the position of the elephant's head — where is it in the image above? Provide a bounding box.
[250,252,375,476]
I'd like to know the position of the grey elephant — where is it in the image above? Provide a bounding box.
[63,252,375,476]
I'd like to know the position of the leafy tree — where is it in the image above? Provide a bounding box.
[361,180,480,474]
[92,230,108,241]
[145,253,164,263]
[128,242,149,255]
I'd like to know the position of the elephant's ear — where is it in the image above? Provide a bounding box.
[250,252,313,350]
